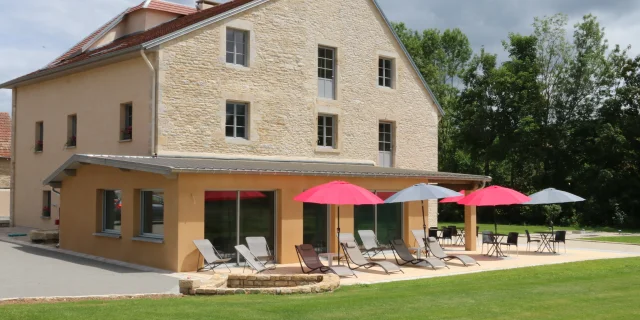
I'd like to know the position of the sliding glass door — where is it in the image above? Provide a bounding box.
[204,191,276,264]
[303,203,329,253]
[354,191,403,245]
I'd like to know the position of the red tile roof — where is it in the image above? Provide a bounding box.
[128,0,197,16]
[48,0,197,69]
[0,113,11,158]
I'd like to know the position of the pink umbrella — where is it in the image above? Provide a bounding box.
[295,181,384,261]
[439,190,466,203]
[457,186,531,233]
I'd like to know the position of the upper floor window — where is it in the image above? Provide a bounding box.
[140,190,164,238]
[318,47,335,99]
[226,102,248,139]
[120,103,133,141]
[379,122,394,167]
[42,191,52,217]
[379,58,393,88]
[317,115,335,148]
[226,28,248,66]
[67,114,77,147]
[102,190,122,234]
[35,121,43,152]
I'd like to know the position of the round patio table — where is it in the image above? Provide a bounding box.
[536,232,556,253]
[486,233,508,257]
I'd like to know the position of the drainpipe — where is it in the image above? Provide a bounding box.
[9,88,16,227]
[140,49,157,156]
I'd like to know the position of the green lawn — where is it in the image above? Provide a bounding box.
[583,236,640,244]
[440,222,639,235]
[439,222,555,235]
[4,258,640,320]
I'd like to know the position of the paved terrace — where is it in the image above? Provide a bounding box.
[187,236,640,286]
[1,227,639,299]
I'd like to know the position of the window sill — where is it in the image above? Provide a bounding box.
[225,137,251,145]
[315,147,340,154]
[93,232,121,239]
[119,139,132,143]
[40,216,51,220]
[34,151,43,154]
[132,236,164,244]
[225,63,250,71]
[378,85,395,91]
[65,146,77,150]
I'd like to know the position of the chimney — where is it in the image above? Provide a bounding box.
[196,0,222,10]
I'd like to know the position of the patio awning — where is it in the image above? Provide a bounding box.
[43,154,492,187]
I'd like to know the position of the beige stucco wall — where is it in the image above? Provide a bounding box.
[13,57,153,229]
[0,189,10,217]
[156,0,440,173]
[59,163,442,272]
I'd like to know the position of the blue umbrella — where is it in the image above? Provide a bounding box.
[525,188,585,205]
[525,188,585,232]
[385,183,463,243]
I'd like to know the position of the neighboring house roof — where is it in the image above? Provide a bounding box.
[0,113,11,159]
[0,0,444,115]
[128,0,197,16]
[44,154,492,186]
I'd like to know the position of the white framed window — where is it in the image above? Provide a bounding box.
[102,190,122,234]
[379,122,393,167]
[226,102,248,138]
[140,190,164,238]
[379,58,393,88]
[318,47,335,99]
[317,115,336,148]
[226,28,248,66]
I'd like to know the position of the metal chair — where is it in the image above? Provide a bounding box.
[500,232,519,256]
[550,231,567,253]
[481,231,494,255]
[525,230,541,252]
[441,227,453,246]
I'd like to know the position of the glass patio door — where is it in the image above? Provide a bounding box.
[353,191,403,245]
[303,203,329,253]
[204,191,276,264]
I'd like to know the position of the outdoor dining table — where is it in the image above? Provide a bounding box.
[455,227,466,246]
[486,233,508,257]
[536,232,556,253]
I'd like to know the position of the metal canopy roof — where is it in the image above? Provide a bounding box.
[44,154,492,186]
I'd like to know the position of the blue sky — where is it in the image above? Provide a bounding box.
[1,0,638,114]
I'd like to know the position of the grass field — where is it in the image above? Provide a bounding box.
[439,222,638,235]
[582,236,640,244]
[3,258,640,320]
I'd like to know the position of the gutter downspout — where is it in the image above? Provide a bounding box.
[9,88,16,227]
[140,49,157,156]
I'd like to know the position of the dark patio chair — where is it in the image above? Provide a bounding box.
[500,232,519,256]
[441,227,453,246]
[481,231,494,254]
[294,244,355,277]
[525,230,540,252]
[428,228,439,242]
[550,231,567,253]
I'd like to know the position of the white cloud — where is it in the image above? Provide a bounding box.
[1,0,639,113]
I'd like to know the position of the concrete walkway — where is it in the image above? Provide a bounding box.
[0,241,178,300]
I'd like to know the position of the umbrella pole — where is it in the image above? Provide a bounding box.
[337,206,341,264]
[493,208,497,234]
[421,200,427,247]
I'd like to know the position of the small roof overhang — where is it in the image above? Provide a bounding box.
[44,154,492,187]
